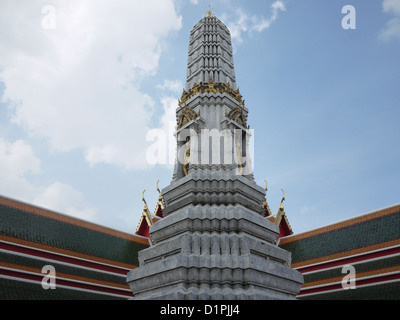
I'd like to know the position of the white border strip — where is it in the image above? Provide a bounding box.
[0,240,132,277]
[298,271,400,298]
[294,244,400,275]
[0,274,131,299]
[0,266,132,299]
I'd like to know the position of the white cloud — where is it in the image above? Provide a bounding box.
[0,138,41,199]
[252,0,286,32]
[380,17,400,41]
[34,181,97,222]
[380,0,400,41]
[157,79,184,94]
[223,8,249,43]
[383,0,400,15]
[146,96,178,166]
[0,0,182,170]
[0,138,41,176]
[0,137,97,222]
[223,1,286,43]
[160,96,179,165]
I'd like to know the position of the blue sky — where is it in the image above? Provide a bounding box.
[0,0,399,235]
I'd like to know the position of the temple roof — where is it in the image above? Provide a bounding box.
[0,194,149,299]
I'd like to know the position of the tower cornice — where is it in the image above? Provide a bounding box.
[178,81,243,109]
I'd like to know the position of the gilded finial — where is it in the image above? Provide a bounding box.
[156,180,164,202]
[262,179,273,217]
[155,180,165,210]
[142,189,147,206]
[140,189,153,227]
[205,5,215,17]
[280,188,285,210]
[156,180,161,194]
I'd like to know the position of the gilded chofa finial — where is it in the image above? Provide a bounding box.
[280,188,285,210]
[141,189,153,227]
[156,180,165,210]
[156,180,161,194]
[156,180,163,202]
[264,179,268,192]
[206,5,215,17]
[142,189,147,207]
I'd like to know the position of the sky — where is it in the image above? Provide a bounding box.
[0,0,399,235]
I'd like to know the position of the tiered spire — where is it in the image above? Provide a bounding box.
[186,13,237,90]
[128,9,303,300]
